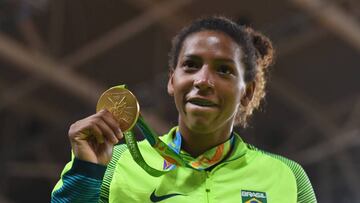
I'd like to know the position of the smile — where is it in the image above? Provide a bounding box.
[187,98,218,107]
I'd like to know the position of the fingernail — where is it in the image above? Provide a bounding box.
[117,128,122,139]
[113,137,119,144]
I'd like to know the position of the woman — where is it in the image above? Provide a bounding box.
[51,16,317,202]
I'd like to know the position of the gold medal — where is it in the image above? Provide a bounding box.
[96,85,140,132]
[96,85,184,177]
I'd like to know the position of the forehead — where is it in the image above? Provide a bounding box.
[180,31,242,60]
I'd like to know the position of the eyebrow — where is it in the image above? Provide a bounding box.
[184,54,235,64]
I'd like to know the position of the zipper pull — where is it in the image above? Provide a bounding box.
[206,171,210,178]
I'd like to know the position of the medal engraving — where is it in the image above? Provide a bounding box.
[96,86,140,132]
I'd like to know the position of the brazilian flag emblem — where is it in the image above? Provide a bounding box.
[241,190,267,203]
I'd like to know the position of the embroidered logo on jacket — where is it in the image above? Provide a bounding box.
[241,190,267,203]
[150,189,183,202]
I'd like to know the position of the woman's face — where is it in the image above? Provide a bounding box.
[168,30,248,135]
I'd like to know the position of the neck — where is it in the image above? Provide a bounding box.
[178,121,233,157]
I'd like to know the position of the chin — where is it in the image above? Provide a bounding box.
[186,120,217,134]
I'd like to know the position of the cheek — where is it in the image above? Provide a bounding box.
[173,73,193,93]
[226,95,240,112]
[171,78,188,107]
[224,85,243,110]
[173,91,183,107]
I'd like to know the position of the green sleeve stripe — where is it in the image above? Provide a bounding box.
[52,173,103,203]
[51,158,107,202]
[99,144,128,203]
[52,152,75,194]
[261,150,317,203]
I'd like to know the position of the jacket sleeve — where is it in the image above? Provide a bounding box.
[292,163,317,203]
[51,144,128,203]
[51,158,107,203]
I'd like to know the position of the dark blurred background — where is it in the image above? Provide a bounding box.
[0,0,359,202]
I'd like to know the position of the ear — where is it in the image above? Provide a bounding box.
[240,81,255,107]
[167,71,174,96]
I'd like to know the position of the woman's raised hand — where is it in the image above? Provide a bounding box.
[68,109,123,165]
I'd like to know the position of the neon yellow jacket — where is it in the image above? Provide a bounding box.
[52,127,317,203]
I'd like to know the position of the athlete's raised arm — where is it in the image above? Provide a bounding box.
[51,109,123,203]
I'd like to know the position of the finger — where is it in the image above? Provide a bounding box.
[99,109,123,140]
[79,123,104,144]
[95,118,119,144]
[89,124,105,144]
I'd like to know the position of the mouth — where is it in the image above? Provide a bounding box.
[187,97,218,107]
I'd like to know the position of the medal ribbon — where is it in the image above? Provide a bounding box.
[124,115,235,176]
[163,130,235,170]
[123,116,185,177]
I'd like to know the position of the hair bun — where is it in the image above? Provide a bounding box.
[247,28,275,69]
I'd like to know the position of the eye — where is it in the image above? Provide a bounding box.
[217,65,234,75]
[182,60,200,70]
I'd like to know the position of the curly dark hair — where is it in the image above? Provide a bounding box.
[168,16,274,127]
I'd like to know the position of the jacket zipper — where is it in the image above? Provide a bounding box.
[205,171,211,203]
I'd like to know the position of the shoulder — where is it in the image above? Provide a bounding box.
[112,144,129,158]
[246,144,317,202]
[246,144,307,182]
[248,144,305,177]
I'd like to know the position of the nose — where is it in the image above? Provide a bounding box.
[193,66,215,91]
